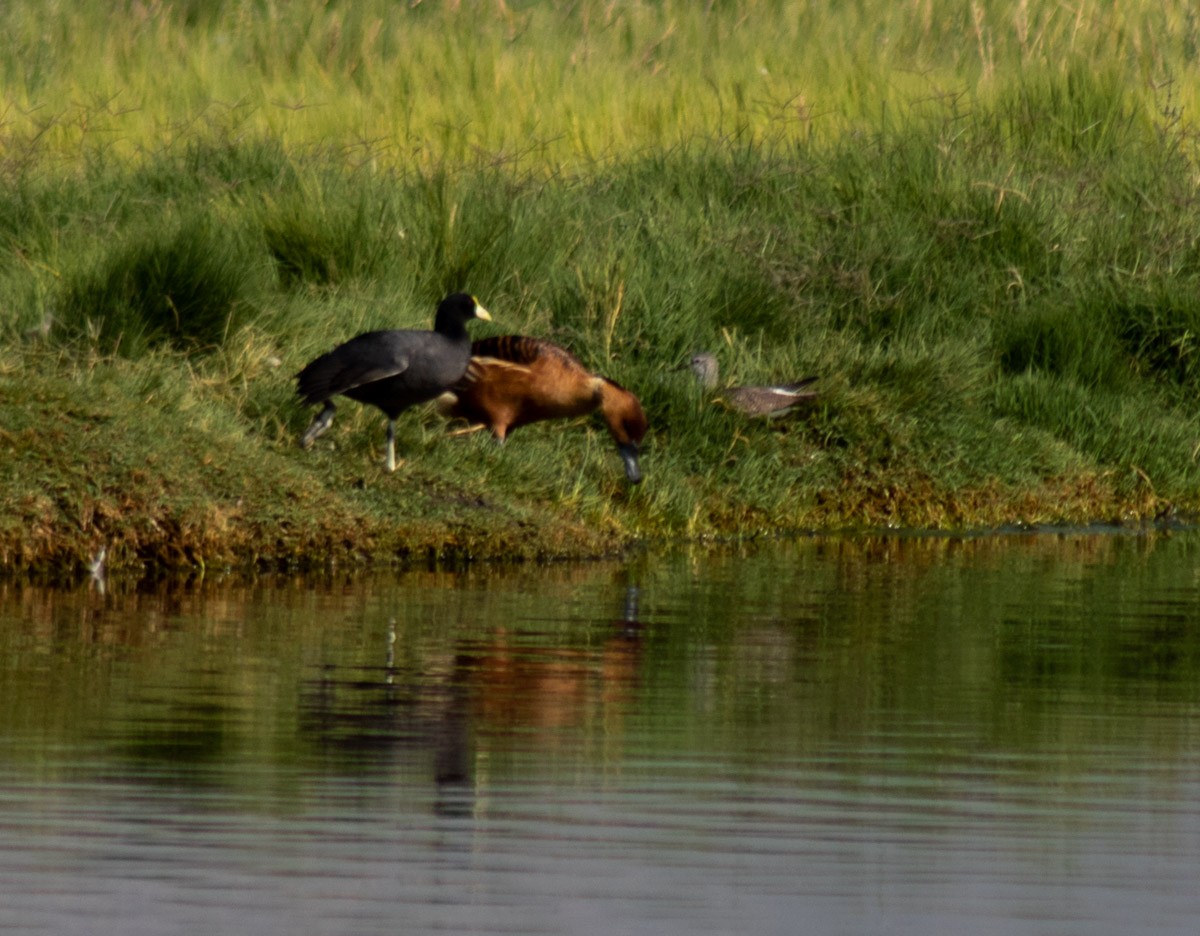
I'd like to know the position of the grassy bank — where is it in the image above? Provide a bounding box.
[3,2,1200,575]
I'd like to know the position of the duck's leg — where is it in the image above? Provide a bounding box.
[385,420,397,473]
[446,423,488,439]
[300,401,336,449]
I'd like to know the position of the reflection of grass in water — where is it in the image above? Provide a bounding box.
[646,534,1200,780]
[3,3,1200,572]
[2,535,1199,795]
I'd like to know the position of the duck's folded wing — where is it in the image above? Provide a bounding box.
[470,335,546,365]
[457,356,533,388]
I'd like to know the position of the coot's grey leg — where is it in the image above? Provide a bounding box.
[385,420,397,473]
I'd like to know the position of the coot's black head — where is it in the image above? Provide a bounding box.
[435,293,492,335]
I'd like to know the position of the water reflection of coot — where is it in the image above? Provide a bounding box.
[298,619,470,769]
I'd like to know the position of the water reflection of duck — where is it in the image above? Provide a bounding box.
[438,335,648,483]
[463,629,643,733]
[687,351,819,417]
[295,293,492,471]
[455,586,646,735]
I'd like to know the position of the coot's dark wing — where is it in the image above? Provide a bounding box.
[297,330,413,406]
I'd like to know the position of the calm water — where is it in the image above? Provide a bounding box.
[2,532,1200,935]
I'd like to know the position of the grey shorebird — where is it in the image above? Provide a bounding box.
[687,352,819,416]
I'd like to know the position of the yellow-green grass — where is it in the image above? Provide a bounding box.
[3,1,1200,576]
[3,1,1198,169]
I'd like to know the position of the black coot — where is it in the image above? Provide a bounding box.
[297,292,491,471]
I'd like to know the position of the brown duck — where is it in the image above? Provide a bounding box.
[438,335,648,483]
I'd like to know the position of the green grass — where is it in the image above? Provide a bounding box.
[3,1,1199,165]
[3,2,1200,574]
